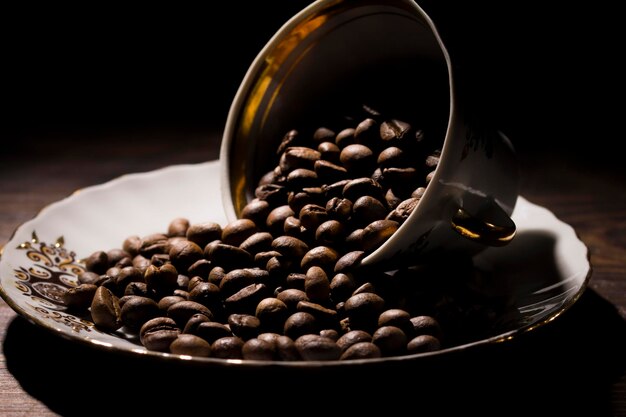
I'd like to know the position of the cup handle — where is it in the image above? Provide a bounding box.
[451,199,516,247]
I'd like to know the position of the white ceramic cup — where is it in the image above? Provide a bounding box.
[220,0,520,268]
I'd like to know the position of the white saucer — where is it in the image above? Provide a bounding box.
[0,161,591,366]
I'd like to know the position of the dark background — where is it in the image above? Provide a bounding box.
[2,1,623,173]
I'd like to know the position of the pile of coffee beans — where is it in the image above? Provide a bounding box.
[63,112,498,361]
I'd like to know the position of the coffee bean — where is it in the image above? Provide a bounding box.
[242,338,276,361]
[228,313,261,340]
[266,205,295,236]
[63,284,98,311]
[167,217,190,237]
[85,251,108,275]
[294,334,341,361]
[372,325,407,356]
[122,235,142,257]
[255,297,288,332]
[139,317,180,352]
[340,342,381,360]
[120,296,160,331]
[344,292,385,331]
[276,288,309,311]
[352,196,388,227]
[304,266,330,303]
[335,128,355,148]
[410,315,443,339]
[186,222,223,248]
[361,219,399,253]
[192,322,233,344]
[406,334,441,354]
[170,334,211,357]
[239,232,273,255]
[380,119,411,142]
[340,144,375,174]
[298,204,328,231]
[336,329,372,352]
[283,311,317,340]
[301,246,339,273]
[313,127,336,143]
[222,219,258,247]
[317,141,341,163]
[167,300,213,328]
[211,337,244,359]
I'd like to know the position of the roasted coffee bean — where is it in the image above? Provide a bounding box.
[78,271,105,286]
[314,159,348,182]
[377,146,407,168]
[167,300,213,327]
[325,198,352,221]
[361,220,399,253]
[281,146,321,172]
[187,259,212,278]
[124,282,150,297]
[274,335,300,361]
[255,297,288,332]
[424,151,441,169]
[204,243,253,270]
[317,331,338,344]
[120,296,160,331]
[123,235,142,257]
[330,273,358,302]
[188,282,221,309]
[187,276,205,292]
[219,269,257,297]
[334,251,366,273]
[378,309,413,336]
[283,311,317,340]
[168,239,203,272]
[182,313,211,334]
[336,329,372,352]
[344,292,385,331]
[139,317,180,352]
[354,118,379,147]
[315,220,346,246]
[139,233,169,257]
[224,283,269,315]
[177,274,190,290]
[132,255,151,274]
[294,334,341,361]
[304,266,330,303]
[340,144,375,174]
[144,263,178,294]
[63,284,98,311]
[158,295,187,311]
[340,342,381,360]
[221,218,258,247]
[352,196,388,227]
[276,288,309,311]
[266,205,295,236]
[277,129,300,154]
[406,334,441,354]
[342,177,384,202]
[301,246,339,273]
[284,272,306,290]
[322,179,351,199]
[335,128,355,148]
[271,236,309,261]
[286,168,318,189]
[410,315,443,339]
[150,253,170,267]
[287,189,324,216]
[192,322,233,344]
[296,301,337,325]
[208,266,226,286]
[297,204,328,231]
[107,248,131,266]
[170,334,211,357]
[385,188,403,210]
[283,216,305,238]
[313,127,336,143]
[85,251,108,274]
[317,141,341,163]
[379,119,411,142]
[242,338,276,360]
[239,232,273,255]
[228,313,261,340]
[382,166,419,184]
[255,183,287,207]
[168,217,190,237]
[211,337,244,360]
[372,326,407,356]
[241,199,271,227]
[186,222,223,248]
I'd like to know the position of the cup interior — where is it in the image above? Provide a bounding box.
[221,0,451,219]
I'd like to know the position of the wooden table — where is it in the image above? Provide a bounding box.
[0,125,624,416]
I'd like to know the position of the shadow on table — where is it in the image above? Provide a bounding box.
[4,288,625,416]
